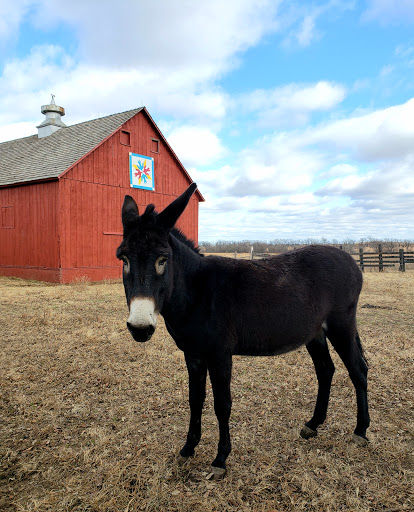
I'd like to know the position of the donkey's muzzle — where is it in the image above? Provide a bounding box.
[127,322,155,342]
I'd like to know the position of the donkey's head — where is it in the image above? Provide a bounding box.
[116,183,197,342]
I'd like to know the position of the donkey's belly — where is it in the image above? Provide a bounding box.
[233,336,307,356]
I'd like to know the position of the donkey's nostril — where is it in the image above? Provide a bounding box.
[126,322,155,343]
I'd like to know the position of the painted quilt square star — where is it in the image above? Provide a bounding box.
[129,153,155,191]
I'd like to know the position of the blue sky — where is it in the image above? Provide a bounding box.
[1,0,414,242]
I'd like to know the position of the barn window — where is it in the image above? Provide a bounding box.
[120,130,131,146]
[1,206,14,228]
[151,138,159,153]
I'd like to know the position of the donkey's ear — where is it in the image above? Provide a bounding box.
[157,183,197,230]
[122,195,139,232]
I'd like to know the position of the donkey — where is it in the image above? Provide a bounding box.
[117,183,369,479]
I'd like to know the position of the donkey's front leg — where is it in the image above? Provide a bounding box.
[179,353,207,461]
[208,352,232,479]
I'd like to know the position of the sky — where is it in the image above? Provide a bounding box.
[1,0,414,243]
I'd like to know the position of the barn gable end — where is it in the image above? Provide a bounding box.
[0,106,202,283]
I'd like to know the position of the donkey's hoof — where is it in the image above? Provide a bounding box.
[300,425,318,439]
[206,466,227,480]
[352,433,369,447]
[177,454,190,465]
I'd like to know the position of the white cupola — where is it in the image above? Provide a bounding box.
[37,95,67,138]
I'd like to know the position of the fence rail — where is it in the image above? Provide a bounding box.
[250,244,414,272]
[354,244,414,272]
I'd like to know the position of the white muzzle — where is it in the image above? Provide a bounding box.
[127,297,158,329]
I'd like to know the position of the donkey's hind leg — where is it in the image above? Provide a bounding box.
[301,330,335,439]
[207,352,232,478]
[327,317,370,445]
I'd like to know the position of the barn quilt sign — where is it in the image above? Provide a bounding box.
[129,153,155,190]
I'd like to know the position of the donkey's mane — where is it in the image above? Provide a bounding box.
[140,203,201,255]
[141,204,157,223]
[171,228,203,255]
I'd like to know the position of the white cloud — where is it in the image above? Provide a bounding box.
[189,165,239,203]
[362,0,414,24]
[240,81,346,127]
[0,45,230,139]
[166,126,227,168]
[0,1,354,138]
[0,0,283,139]
[228,154,316,197]
[30,0,281,75]
[318,173,368,195]
[0,0,30,45]
[394,43,414,60]
[317,155,414,199]
[0,122,35,142]
[296,14,319,47]
[321,163,358,178]
[197,92,412,203]
[197,95,414,241]
[282,0,356,49]
[223,131,326,197]
[0,44,73,98]
[302,97,414,161]
[379,64,394,77]
[199,189,413,241]
[0,45,76,131]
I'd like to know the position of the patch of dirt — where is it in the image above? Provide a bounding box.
[361,304,393,310]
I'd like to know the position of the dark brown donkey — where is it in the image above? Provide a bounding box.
[117,183,369,479]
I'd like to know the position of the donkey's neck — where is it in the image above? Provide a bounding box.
[162,234,202,323]
[170,232,201,267]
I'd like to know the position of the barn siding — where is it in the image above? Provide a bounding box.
[0,181,60,281]
[58,178,198,282]
[58,110,199,282]
[0,109,200,283]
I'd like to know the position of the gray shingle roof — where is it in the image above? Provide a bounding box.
[0,108,143,187]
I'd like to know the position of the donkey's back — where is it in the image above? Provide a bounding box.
[202,245,362,356]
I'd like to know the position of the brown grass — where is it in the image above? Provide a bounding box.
[1,272,413,512]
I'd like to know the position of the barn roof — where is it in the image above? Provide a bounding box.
[0,108,144,187]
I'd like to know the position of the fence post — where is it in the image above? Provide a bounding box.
[378,244,383,272]
[399,249,405,272]
[359,248,364,272]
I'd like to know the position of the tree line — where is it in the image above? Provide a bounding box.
[199,237,414,255]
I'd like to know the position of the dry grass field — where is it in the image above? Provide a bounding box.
[1,270,413,512]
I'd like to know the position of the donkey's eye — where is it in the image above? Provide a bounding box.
[155,256,168,276]
[121,256,130,273]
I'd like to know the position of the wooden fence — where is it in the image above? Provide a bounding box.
[251,244,414,272]
[355,244,414,272]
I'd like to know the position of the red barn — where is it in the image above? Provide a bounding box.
[0,99,203,283]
